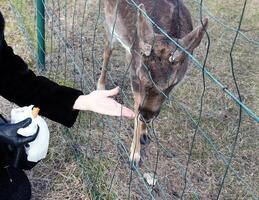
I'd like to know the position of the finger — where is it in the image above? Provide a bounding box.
[107,101,135,118]
[20,126,39,144]
[100,87,120,97]
[120,106,135,118]
[15,118,32,129]
[17,122,38,137]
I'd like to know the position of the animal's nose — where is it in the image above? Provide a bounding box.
[138,107,160,122]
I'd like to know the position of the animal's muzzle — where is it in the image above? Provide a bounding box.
[138,107,160,123]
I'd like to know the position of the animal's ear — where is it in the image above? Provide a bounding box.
[137,4,154,56]
[179,17,208,52]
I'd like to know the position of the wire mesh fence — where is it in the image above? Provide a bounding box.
[7,0,259,199]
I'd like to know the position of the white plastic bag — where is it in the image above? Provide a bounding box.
[11,105,50,162]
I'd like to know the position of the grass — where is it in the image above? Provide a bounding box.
[0,0,258,199]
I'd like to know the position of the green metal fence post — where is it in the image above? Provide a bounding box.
[37,0,45,70]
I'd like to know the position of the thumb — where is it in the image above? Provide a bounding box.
[15,118,32,129]
[102,87,120,97]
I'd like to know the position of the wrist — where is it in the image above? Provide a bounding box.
[73,95,90,111]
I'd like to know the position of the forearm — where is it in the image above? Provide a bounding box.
[0,40,83,127]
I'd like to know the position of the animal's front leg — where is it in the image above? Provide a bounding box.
[139,120,149,145]
[97,39,112,90]
[130,116,142,167]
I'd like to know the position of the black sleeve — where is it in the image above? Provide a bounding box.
[0,40,83,127]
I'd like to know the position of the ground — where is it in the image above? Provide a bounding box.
[0,0,258,199]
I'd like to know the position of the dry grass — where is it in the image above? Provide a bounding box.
[0,0,258,199]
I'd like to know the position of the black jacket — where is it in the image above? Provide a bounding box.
[0,39,83,127]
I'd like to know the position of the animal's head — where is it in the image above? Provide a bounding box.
[135,4,208,122]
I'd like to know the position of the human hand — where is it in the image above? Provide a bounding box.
[73,87,135,118]
[0,118,39,147]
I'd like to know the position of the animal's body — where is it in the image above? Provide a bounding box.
[97,0,208,165]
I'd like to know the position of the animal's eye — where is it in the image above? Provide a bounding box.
[160,49,165,54]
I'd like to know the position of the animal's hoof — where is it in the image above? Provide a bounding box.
[130,160,138,171]
[129,159,143,170]
[140,134,150,145]
[130,152,141,169]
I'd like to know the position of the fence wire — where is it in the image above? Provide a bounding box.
[8,0,259,199]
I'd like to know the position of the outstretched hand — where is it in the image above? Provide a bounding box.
[73,87,135,118]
